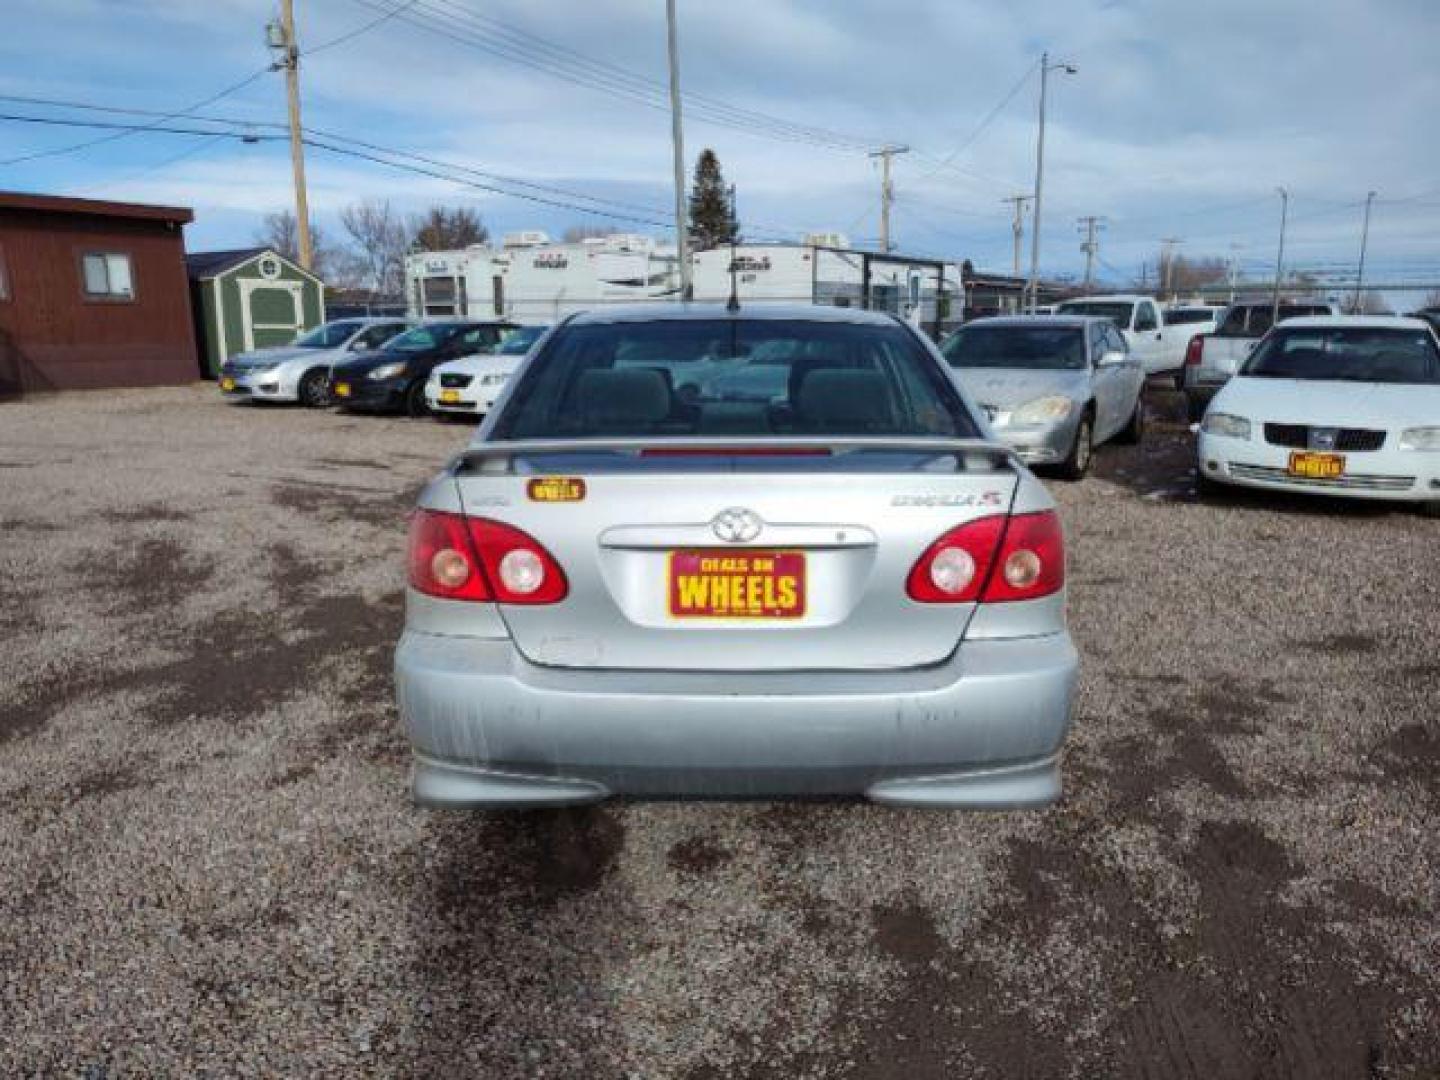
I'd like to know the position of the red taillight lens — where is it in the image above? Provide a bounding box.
[906,511,1064,604]
[1185,334,1205,366]
[408,510,567,604]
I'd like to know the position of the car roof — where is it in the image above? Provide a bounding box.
[957,315,1099,330]
[1271,315,1434,331]
[563,302,903,327]
[1057,294,1150,304]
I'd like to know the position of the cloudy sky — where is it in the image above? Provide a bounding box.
[4,0,1438,292]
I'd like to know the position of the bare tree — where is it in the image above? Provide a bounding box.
[561,223,621,243]
[254,209,337,280]
[1340,291,1391,315]
[1422,289,1440,309]
[1143,251,1228,296]
[410,206,489,251]
[339,199,412,296]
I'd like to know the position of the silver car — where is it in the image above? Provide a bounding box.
[941,316,1145,479]
[395,304,1078,809]
[220,317,413,406]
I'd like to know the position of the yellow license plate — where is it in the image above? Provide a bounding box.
[334,382,351,398]
[439,389,461,404]
[668,550,805,619]
[220,376,236,391]
[1288,451,1345,479]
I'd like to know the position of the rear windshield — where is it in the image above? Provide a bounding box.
[493,319,979,439]
[942,325,1086,370]
[1216,304,1330,337]
[1242,328,1440,384]
[1055,301,1133,329]
[1164,308,1218,325]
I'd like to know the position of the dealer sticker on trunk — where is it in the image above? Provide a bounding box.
[668,550,805,619]
[527,476,586,502]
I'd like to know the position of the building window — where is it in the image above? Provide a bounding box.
[81,252,135,300]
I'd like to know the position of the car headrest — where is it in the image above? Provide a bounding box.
[794,369,895,429]
[576,368,671,428]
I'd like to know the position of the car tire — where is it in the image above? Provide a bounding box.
[1196,471,1225,501]
[297,368,331,408]
[1116,394,1144,445]
[405,380,429,418]
[1057,413,1093,481]
[1419,501,1440,519]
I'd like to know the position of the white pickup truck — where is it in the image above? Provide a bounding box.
[1180,299,1336,420]
[1054,294,1192,382]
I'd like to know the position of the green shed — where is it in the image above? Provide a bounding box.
[185,247,325,377]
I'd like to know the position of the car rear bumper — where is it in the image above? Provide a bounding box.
[1197,433,1439,502]
[395,630,1078,808]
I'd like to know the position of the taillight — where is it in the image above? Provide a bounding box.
[1185,334,1205,366]
[906,511,1064,604]
[408,509,567,604]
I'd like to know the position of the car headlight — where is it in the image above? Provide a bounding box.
[1201,412,1251,439]
[1010,395,1075,426]
[367,361,408,380]
[1398,426,1440,451]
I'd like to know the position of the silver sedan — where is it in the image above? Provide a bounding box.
[219,318,413,406]
[940,316,1146,479]
[395,304,1078,809]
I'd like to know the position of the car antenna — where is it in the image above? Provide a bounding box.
[726,238,741,312]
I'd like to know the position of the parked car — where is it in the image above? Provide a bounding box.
[1410,307,1440,336]
[1196,316,1440,514]
[941,316,1145,480]
[1054,294,1190,381]
[1181,299,1336,420]
[395,304,1078,808]
[218,318,413,407]
[425,324,549,419]
[329,320,516,416]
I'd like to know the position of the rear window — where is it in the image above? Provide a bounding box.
[1242,328,1440,384]
[1165,308,1218,325]
[493,319,979,439]
[1055,301,1133,329]
[1217,304,1330,337]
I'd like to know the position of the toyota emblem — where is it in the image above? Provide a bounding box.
[711,507,764,543]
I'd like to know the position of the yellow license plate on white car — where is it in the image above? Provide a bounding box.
[1287,451,1344,479]
[439,390,461,404]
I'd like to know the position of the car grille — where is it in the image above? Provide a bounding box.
[1263,423,1386,452]
[1228,464,1415,491]
[440,373,473,389]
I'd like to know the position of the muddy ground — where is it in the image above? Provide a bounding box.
[1,384,1436,1077]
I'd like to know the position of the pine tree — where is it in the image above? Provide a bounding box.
[688,149,738,250]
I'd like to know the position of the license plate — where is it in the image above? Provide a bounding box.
[334,382,351,398]
[220,376,236,391]
[439,389,461,404]
[1287,451,1344,479]
[668,550,805,619]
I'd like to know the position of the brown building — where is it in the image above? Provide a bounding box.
[0,191,199,395]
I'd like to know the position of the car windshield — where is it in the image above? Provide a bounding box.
[497,326,546,355]
[294,320,365,348]
[1242,328,1440,384]
[494,318,979,439]
[1056,301,1133,328]
[388,325,457,352]
[942,326,1087,371]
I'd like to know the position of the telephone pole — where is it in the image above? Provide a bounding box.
[1353,190,1377,312]
[1027,53,1077,312]
[1076,215,1105,290]
[665,0,692,298]
[1158,237,1183,298]
[1003,195,1032,277]
[869,145,909,253]
[1227,242,1245,303]
[272,0,313,270]
[1271,187,1289,324]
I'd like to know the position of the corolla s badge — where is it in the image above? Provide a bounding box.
[711,507,764,543]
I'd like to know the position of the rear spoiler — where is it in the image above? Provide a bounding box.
[455,437,1016,474]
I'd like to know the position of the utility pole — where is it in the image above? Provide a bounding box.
[1027,52,1077,312]
[1076,215,1105,290]
[665,0,692,299]
[869,145,909,253]
[1227,242,1245,303]
[1003,195,1031,277]
[1353,190,1377,313]
[272,0,313,270]
[1271,186,1289,324]
[1158,237,1183,299]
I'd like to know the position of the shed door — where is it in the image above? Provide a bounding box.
[240,278,307,349]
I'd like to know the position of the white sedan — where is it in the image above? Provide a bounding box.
[425,325,548,418]
[1196,317,1440,514]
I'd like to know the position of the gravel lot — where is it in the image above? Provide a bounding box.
[2,384,1437,1078]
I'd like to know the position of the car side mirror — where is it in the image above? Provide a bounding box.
[1099,350,1128,367]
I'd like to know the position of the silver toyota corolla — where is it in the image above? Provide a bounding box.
[941,316,1145,479]
[395,304,1078,809]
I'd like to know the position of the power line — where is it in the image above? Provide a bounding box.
[304,0,422,57]
[913,61,1037,184]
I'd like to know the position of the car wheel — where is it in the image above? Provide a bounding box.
[405,380,429,418]
[1196,470,1225,501]
[1057,414,1093,481]
[298,368,331,408]
[1116,394,1144,445]
[1419,500,1440,519]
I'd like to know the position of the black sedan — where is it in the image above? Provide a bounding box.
[329,320,516,416]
